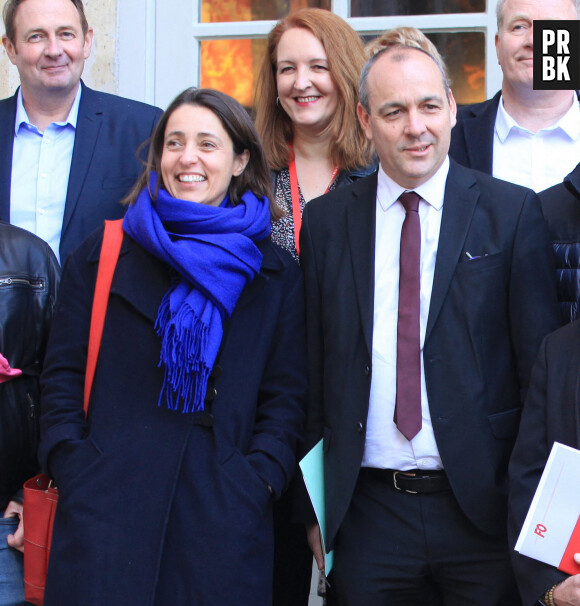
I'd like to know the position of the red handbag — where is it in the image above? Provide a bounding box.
[23,219,124,605]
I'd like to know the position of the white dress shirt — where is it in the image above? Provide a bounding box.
[362,158,450,471]
[10,85,82,261]
[492,94,580,193]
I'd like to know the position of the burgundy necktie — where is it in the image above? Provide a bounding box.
[394,191,422,440]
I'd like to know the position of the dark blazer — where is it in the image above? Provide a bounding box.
[38,230,307,605]
[449,91,501,174]
[0,82,162,263]
[299,160,561,550]
[508,320,580,605]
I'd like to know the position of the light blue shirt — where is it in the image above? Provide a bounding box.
[10,86,82,261]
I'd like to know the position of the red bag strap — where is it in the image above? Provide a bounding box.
[83,219,124,414]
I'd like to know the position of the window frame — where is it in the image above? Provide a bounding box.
[118,0,502,109]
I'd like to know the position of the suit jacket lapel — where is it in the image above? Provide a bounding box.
[347,173,377,356]
[425,162,479,341]
[63,83,102,238]
[0,93,17,222]
[461,91,500,174]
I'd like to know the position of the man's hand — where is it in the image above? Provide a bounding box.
[306,522,324,571]
[3,500,24,553]
[553,554,580,606]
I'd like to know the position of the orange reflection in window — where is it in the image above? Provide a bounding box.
[199,1,330,108]
[201,39,255,108]
[201,0,251,22]
[464,64,485,93]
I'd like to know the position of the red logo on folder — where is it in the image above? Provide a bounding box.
[516,443,580,576]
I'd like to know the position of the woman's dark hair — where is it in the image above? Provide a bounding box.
[123,87,280,219]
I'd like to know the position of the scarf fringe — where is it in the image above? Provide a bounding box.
[123,173,271,414]
[155,292,212,413]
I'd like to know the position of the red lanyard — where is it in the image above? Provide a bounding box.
[289,155,338,255]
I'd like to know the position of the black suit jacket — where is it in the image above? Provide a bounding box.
[449,91,501,174]
[0,82,162,263]
[508,320,580,605]
[299,160,561,550]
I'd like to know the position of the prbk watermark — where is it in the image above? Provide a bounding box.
[533,20,580,90]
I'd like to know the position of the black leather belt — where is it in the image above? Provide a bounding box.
[361,468,451,494]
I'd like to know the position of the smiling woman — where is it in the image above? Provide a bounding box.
[160,105,249,208]
[38,87,306,605]
[274,27,338,135]
[255,8,374,263]
[122,87,278,215]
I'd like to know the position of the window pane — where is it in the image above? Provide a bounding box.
[201,32,485,111]
[201,0,330,23]
[363,31,485,105]
[351,0,485,17]
[428,32,485,105]
[200,39,267,109]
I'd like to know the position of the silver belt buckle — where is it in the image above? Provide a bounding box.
[392,471,418,494]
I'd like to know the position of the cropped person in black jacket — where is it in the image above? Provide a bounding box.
[509,320,580,605]
[538,162,580,324]
[0,222,60,604]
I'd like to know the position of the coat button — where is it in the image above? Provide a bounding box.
[205,386,218,401]
[357,422,364,433]
[364,365,370,376]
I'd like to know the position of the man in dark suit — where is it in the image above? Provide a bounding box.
[1,0,162,264]
[449,0,580,192]
[299,33,560,605]
[509,320,580,605]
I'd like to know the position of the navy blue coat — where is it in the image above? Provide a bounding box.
[0,83,162,263]
[39,229,307,605]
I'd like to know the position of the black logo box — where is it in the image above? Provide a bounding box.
[533,20,580,90]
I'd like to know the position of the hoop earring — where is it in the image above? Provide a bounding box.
[276,97,280,106]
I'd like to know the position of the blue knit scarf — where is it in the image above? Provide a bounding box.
[123,172,271,413]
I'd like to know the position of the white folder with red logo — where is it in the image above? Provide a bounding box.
[515,442,580,575]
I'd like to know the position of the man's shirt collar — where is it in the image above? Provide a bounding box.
[15,84,82,136]
[377,156,449,213]
[496,93,580,142]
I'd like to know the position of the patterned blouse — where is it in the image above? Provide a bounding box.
[270,167,338,263]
